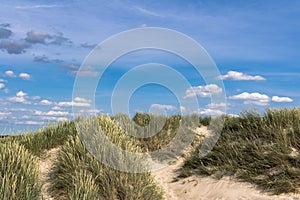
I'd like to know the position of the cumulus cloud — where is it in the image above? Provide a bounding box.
[229,92,270,106]
[198,108,224,116]
[8,96,29,104]
[206,103,227,109]
[25,30,72,45]
[25,30,51,44]
[51,106,64,110]
[25,30,71,45]
[16,91,27,97]
[16,121,44,125]
[15,4,60,9]
[0,79,7,82]
[271,96,293,103]
[70,66,99,77]
[36,99,53,106]
[0,83,5,89]
[35,110,69,119]
[19,73,31,80]
[33,55,63,63]
[5,70,16,77]
[57,97,92,107]
[0,27,12,38]
[0,39,30,54]
[50,32,72,45]
[185,84,222,98]
[179,106,186,113]
[7,91,31,104]
[150,104,177,111]
[31,96,41,100]
[81,43,97,49]
[218,71,265,81]
[229,92,293,105]
[46,111,69,116]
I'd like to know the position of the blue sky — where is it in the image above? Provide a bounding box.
[0,0,299,133]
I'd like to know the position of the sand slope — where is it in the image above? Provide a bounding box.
[153,127,300,200]
[153,157,300,200]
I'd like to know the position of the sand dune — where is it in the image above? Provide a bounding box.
[153,126,300,200]
[153,157,300,200]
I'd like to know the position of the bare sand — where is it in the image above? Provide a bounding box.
[153,127,300,200]
[39,147,60,200]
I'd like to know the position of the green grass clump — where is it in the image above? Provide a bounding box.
[0,141,40,200]
[51,116,164,200]
[182,108,300,194]
[19,121,76,156]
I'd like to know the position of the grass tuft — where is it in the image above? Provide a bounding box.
[182,108,300,194]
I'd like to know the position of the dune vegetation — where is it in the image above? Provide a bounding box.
[0,109,300,199]
[182,108,300,194]
[0,113,198,200]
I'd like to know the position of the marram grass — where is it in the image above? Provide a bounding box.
[0,141,41,200]
[51,116,164,199]
[182,108,300,194]
[1,109,300,199]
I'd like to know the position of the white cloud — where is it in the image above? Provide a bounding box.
[78,109,103,114]
[57,97,91,107]
[46,111,69,116]
[8,96,29,104]
[179,106,186,113]
[36,99,53,106]
[7,91,31,104]
[74,97,91,103]
[72,66,99,77]
[3,88,9,94]
[150,104,177,111]
[19,73,31,80]
[5,70,16,77]
[16,91,27,97]
[22,115,31,119]
[33,110,42,115]
[15,4,60,9]
[207,103,227,109]
[229,92,270,106]
[31,96,41,100]
[0,111,11,116]
[199,108,224,116]
[57,101,91,107]
[271,96,293,103]
[218,71,265,81]
[57,117,68,121]
[185,84,222,98]
[51,106,64,110]
[0,79,7,82]
[0,83,5,89]
[16,121,44,125]
[0,111,12,120]
[34,110,69,117]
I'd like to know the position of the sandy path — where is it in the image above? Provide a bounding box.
[39,147,60,200]
[153,127,300,200]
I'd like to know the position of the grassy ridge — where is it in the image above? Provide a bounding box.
[182,108,300,194]
[0,115,165,200]
[1,109,300,199]
[51,116,163,199]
